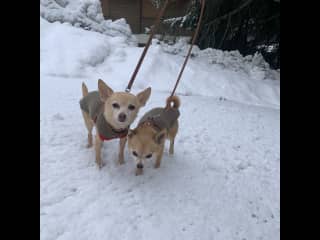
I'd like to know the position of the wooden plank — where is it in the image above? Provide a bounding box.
[100,0,109,17]
[107,0,141,33]
[142,0,158,18]
[100,0,191,33]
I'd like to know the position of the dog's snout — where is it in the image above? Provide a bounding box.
[118,113,127,122]
[137,163,144,169]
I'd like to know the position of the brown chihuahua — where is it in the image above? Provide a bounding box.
[127,96,180,175]
[80,79,151,168]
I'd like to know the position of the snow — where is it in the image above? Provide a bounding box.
[40,16,280,240]
[40,17,114,78]
[40,0,137,44]
[40,18,279,109]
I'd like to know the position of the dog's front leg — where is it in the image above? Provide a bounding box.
[154,145,165,168]
[95,135,103,169]
[118,137,127,165]
[169,137,175,155]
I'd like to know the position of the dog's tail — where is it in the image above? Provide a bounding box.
[165,95,180,109]
[82,82,89,97]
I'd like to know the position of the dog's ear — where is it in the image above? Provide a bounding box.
[154,129,166,145]
[128,129,136,138]
[137,87,151,107]
[98,79,114,102]
[82,82,89,97]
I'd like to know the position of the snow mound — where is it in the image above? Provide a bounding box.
[40,0,137,44]
[40,19,279,109]
[160,38,280,81]
[40,17,116,78]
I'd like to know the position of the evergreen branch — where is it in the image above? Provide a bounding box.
[205,0,254,27]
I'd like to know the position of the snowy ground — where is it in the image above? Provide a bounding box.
[40,16,280,240]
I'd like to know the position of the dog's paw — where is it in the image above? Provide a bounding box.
[118,159,125,165]
[97,162,105,169]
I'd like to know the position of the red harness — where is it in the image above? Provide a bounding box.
[98,133,127,141]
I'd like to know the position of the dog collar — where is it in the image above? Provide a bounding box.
[98,125,129,141]
[99,131,128,141]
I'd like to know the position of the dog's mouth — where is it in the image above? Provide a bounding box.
[115,121,129,130]
[110,117,129,129]
[116,115,130,127]
[117,120,128,125]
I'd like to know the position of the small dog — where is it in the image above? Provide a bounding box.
[127,96,181,175]
[79,79,151,168]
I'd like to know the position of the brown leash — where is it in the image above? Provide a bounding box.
[169,0,205,98]
[126,0,170,92]
[125,0,206,96]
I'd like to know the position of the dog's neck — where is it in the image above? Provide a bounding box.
[109,123,129,133]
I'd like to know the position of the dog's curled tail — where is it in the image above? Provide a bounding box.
[82,82,89,97]
[166,95,180,109]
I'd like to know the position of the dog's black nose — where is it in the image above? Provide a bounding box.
[137,163,144,169]
[118,113,127,122]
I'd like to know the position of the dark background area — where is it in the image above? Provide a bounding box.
[168,0,280,69]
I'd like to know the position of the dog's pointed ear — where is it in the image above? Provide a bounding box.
[82,82,89,97]
[98,79,113,102]
[154,129,166,145]
[137,87,151,107]
[128,129,137,138]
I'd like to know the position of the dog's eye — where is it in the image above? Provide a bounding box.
[128,105,135,110]
[112,103,120,109]
[145,153,152,158]
[132,151,138,157]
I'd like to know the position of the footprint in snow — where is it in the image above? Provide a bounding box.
[52,113,64,121]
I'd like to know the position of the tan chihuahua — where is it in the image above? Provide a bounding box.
[79,79,151,168]
[127,96,181,175]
